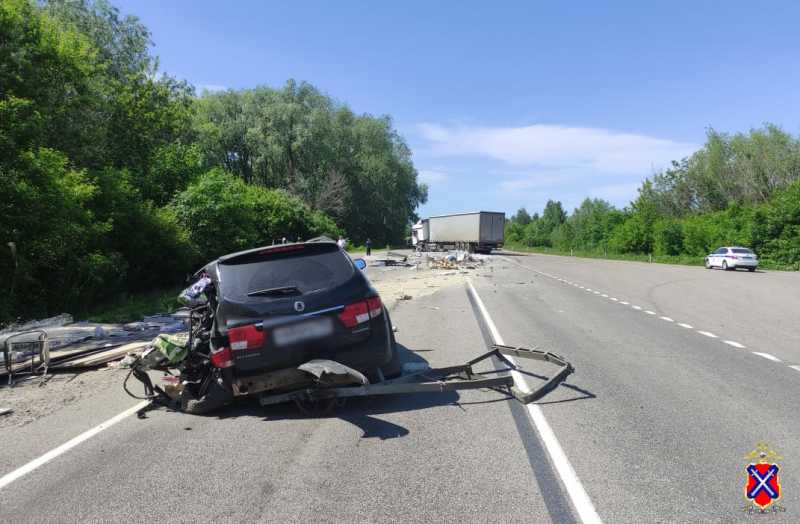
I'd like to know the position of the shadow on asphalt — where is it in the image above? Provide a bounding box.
[164,342,596,437]
[533,382,597,405]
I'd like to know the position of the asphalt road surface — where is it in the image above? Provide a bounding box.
[1,252,798,523]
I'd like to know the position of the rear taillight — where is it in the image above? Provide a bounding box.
[228,324,265,351]
[337,298,384,327]
[210,347,234,368]
[337,301,370,327]
[367,297,383,319]
[731,255,738,260]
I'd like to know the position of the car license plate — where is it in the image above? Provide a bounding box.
[273,317,334,346]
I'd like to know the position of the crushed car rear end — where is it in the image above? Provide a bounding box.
[203,240,398,396]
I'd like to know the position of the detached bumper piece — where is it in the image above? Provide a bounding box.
[258,344,574,412]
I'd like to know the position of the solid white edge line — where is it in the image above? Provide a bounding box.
[723,341,745,348]
[752,352,781,362]
[0,400,150,490]
[467,279,602,524]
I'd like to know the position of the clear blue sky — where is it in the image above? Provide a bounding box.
[113,0,800,219]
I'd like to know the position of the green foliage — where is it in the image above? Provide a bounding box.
[505,207,531,244]
[0,0,200,323]
[609,214,651,254]
[194,81,427,245]
[170,169,342,261]
[170,169,260,258]
[653,219,684,256]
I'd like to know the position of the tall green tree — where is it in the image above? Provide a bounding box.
[194,80,427,245]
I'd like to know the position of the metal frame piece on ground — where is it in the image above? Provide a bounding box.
[258,344,574,407]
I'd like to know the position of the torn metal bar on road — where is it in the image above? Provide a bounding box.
[257,344,574,410]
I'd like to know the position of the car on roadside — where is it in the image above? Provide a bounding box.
[704,246,759,272]
[201,236,401,393]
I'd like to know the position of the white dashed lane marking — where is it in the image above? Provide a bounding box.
[753,352,781,362]
[724,341,745,348]
[505,259,793,374]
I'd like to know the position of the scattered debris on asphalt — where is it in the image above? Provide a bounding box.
[1,312,190,385]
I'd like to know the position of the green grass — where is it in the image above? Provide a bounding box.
[81,287,186,324]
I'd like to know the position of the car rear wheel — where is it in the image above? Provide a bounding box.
[748,267,756,272]
[704,259,711,269]
[722,261,729,270]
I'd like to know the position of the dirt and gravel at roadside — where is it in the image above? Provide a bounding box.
[0,250,492,436]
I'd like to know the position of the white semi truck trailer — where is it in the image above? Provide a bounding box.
[411,211,505,254]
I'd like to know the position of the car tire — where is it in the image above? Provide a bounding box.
[748,267,756,272]
[722,261,729,270]
[704,259,711,269]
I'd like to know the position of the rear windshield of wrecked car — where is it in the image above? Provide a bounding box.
[218,248,353,300]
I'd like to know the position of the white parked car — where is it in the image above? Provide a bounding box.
[704,246,759,271]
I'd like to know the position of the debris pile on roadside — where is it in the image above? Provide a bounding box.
[0,312,191,386]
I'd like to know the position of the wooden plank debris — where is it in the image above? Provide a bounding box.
[48,341,150,369]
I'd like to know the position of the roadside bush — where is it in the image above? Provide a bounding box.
[171,169,343,261]
[653,219,684,256]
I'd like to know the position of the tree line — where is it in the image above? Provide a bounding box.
[0,0,427,323]
[506,126,800,270]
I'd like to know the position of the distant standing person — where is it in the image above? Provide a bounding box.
[366,238,371,256]
[337,235,347,250]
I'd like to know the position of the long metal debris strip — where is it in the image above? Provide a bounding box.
[256,344,574,409]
